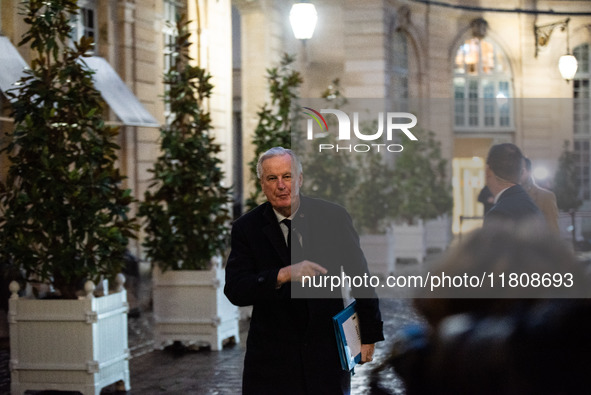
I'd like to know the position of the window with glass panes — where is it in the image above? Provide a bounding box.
[573,44,591,200]
[453,38,513,131]
[163,1,183,120]
[72,0,97,50]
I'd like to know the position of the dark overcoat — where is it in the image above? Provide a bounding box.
[224,196,384,395]
[484,184,543,227]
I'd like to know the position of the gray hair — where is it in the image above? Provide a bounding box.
[256,147,303,179]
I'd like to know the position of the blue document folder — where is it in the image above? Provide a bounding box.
[332,301,361,371]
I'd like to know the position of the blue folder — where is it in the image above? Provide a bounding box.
[332,301,361,372]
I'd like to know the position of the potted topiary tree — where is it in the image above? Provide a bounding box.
[554,141,583,247]
[138,19,238,351]
[0,1,137,393]
[246,53,302,210]
[347,148,398,277]
[390,129,453,262]
[304,79,359,208]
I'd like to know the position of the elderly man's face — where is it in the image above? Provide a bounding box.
[260,154,302,217]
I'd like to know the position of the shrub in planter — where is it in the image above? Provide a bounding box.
[0,0,137,299]
[0,2,136,393]
[246,53,302,209]
[389,129,453,261]
[553,141,583,247]
[138,19,237,349]
[347,142,397,275]
[139,18,232,272]
[304,79,359,209]
[390,129,452,225]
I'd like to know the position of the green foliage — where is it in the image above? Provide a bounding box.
[304,79,359,208]
[0,0,138,299]
[348,148,395,234]
[246,53,302,209]
[302,79,452,232]
[390,129,452,225]
[554,141,582,212]
[138,19,231,271]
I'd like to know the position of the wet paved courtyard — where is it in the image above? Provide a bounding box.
[124,297,421,395]
[0,257,434,395]
[0,295,422,395]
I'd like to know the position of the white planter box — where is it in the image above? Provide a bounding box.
[9,280,130,395]
[360,231,396,277]
[393,221,427,263]
[425,214,452,252]
[152,262,240,351]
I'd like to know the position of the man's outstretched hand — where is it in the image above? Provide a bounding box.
[277,260,328,286]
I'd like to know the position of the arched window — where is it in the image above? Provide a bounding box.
[573,44,590,200]
[453,37,513,131]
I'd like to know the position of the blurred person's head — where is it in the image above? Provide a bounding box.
[370,221,591,395]
[415,220,585,327]
[370,299,591,395]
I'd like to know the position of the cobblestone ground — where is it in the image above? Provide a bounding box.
[125,296,422,395]
[0,261,428,395]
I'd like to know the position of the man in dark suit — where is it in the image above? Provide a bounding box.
[483,143,543,227]
[224,147,384,394]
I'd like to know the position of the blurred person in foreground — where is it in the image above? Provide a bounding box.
[225,147,384,394]
[484,143,543,227]
[369,221,591,395]
[520,157,559,233]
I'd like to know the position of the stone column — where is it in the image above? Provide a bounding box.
[233,0,286,201]
[342,0,388,98]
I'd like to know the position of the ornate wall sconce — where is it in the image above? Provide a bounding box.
[534,18,578,82]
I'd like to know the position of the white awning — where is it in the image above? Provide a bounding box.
[83,56,159,128]
[0,36,159,128]
[0,36,29,99]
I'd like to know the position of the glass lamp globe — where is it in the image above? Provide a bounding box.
[289,3,318,40]
[559,54,578,82]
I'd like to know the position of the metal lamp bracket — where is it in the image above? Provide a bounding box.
[534,18,570,58]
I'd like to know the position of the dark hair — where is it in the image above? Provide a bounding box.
[370,221,591,395]
[486,143,524,183]
[413,220,583,327]
[370,299,591,395]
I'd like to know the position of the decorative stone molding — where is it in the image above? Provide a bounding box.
[471,18,488,39]
[395,6,411,31]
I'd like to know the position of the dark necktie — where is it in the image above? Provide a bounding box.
[282,218,304,262]
[282,219,292,248]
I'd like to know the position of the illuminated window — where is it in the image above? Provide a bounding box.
[453,38,513,131]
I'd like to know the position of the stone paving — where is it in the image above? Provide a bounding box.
[0,261,430,395]
[123,297,421,395]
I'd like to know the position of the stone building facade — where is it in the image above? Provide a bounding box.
[2,0,591,243]
[235,0,591,234]
[0,0,233,255]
